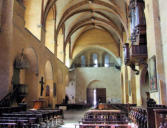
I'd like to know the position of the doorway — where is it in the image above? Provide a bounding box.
[87,88,106,106]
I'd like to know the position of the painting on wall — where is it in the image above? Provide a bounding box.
[53,83,56,97]
[148,56,158,92]
[46,85,50,96]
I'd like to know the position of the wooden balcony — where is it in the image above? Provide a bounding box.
[130,44,147,63]
[131,25,146,45]
[123,44,147,65]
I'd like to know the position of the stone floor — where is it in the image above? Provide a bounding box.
[59,108,89,128]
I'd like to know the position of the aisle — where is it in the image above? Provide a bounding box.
[59,109,89,128]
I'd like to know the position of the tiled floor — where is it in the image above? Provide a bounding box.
[59,108,89,128]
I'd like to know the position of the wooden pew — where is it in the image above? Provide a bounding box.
[0,122,17,128]
[0,109,63,127]
[78,123,137,128]
[82,109,128,124]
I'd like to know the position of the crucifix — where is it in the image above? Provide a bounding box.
[39,76,45,96]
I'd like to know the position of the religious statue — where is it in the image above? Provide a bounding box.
[39,76,45,96]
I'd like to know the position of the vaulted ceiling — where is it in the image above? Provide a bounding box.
[43,0,128,48]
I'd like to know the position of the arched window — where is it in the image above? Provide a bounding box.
[92,53,98,67]
[45,7,55,53]
[104,54,110,67]
[81,55,86,67]
[24,0,42,39]
[57,29,64,62]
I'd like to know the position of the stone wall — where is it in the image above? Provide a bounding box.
[0,0,68,108]
[74,67,121,104]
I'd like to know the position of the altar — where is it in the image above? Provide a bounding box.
[32,98,47,109]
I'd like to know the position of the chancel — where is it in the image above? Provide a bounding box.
[0,0,167,127]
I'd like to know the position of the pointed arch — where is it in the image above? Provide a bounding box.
[24,0,42,39]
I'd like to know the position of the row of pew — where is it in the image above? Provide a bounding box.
[0,108,63,128]
[129,105,167,128]
[79,109,136,128]
[81,110,128,124]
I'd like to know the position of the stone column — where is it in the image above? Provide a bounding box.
[0,0,14,99]
[87,53,91,67]
[122,65,129,103]
[145,0,166,104]
[158,0,167,105]
[98,52,103,67]
[41,27,46,45]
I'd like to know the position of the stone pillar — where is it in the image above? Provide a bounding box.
[130,68,137,104]
[122,65,129,103]
[69,41,72,59]
[64,53,66,64]
[145,0,166,104]
[87,53,91,67]
[135,66,142,106]
[54,43,57,58]
[0,0,14,99]
[158,0,167,105]
[41,27,46,45]
[98,52,103,67]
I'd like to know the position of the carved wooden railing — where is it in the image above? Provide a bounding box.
[0,84,27,107]
[130,44,147,58]
[123,44,147,65]
[0,86,19,107]
[131,25,146,45]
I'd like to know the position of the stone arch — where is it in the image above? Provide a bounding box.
[71,46,120,67]
[57,28,65,62]
[45,6,55,53]
[87,80,100,88]
[24,48,39,107]
[45,60,53,80]
[55,1,128,41]
[87,79,121,103]
[24,48,39,75]
[44,60,54,108]
[64,16,122,46]
[72,28,120,59]
[12,47,39,107]
[23,0,42,39]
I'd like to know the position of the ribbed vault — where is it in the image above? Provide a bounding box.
[40,0,128,62]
